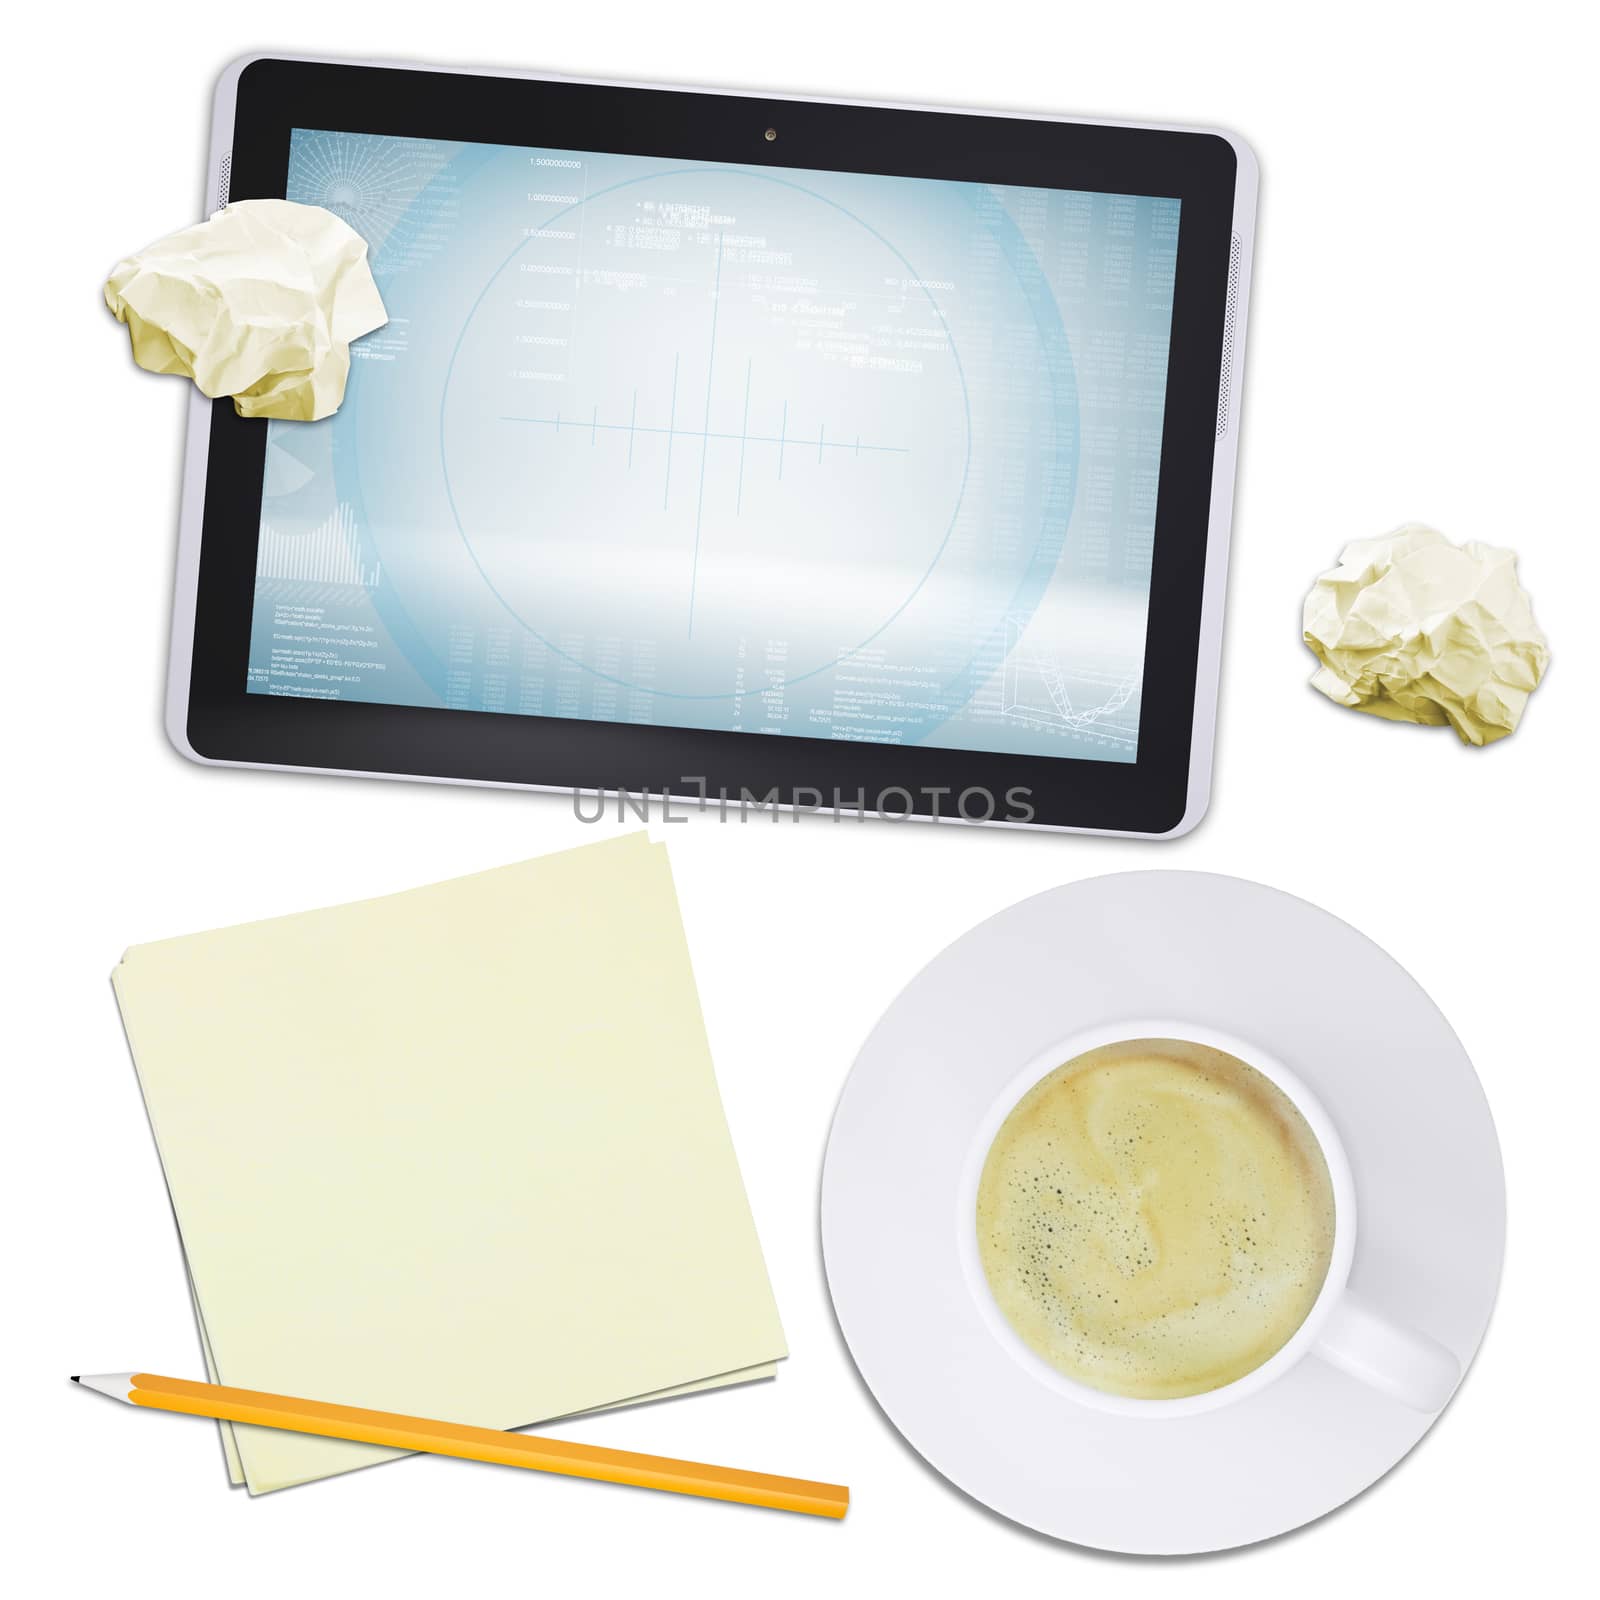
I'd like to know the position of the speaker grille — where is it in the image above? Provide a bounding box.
[217,152,231,210]
[1216,232,1241,438]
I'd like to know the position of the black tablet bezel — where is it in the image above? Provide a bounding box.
[183,58,1240,833]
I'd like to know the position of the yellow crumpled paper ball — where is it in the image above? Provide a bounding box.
[104,199,387,422]
[1303,524,1549,746]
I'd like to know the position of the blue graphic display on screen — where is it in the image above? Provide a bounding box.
[247,130,1181,762]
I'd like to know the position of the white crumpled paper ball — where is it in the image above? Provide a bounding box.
[1302,524,1549,746]
[104,199,387,422]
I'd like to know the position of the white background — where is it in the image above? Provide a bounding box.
[6,2,1595,1590]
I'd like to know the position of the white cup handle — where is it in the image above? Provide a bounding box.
[1313,1290,1460,1412]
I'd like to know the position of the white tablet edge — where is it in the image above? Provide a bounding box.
[165,53,1258,841]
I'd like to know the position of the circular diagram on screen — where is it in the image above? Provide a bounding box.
[440,164,1072,703]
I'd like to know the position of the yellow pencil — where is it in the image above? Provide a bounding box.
[74,1373,848,1519]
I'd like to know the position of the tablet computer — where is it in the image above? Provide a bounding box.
[169,55,1256,836]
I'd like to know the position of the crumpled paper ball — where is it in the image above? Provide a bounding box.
[104,199,387,421]
[1303,524,1549,746]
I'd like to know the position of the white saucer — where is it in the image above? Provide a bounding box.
[820,872,1505,1554]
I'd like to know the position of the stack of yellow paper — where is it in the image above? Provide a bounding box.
[112,834,785,1493]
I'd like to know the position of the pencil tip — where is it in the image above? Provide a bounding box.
[70,1376,80,1383]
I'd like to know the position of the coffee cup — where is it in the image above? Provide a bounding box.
[956,1021,1459,1419]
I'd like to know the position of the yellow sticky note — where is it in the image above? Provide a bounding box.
[104,199,387,421]
[114,835,786,1493]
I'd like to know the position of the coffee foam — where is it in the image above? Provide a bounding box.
[976,1039,1337,1400]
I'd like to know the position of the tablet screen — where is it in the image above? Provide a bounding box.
[248,129,1179,764]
